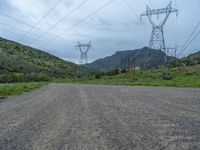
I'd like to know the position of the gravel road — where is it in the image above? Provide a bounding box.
[0,84,200,150]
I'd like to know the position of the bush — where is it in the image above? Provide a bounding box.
[0,72,50,83]
[106,69,120,76]
[121,69,127,73]
[162,72,172,80]
[35,73,50,81]
[95,74,102,79]
[101,72,106,76]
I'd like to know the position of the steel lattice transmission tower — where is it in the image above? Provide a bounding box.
[141,1,178,54]
[75,41,91,65]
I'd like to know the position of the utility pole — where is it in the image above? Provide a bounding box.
[120,56,125,70]
[167,47,177,66]
[127,56,131,79]
[75,41,91,65]
[141,1,178,76]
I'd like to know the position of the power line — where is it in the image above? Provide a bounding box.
[168,32,192,46]
[178,22,200,56]
[174,0,177,9]
[28,0,37,9]
[0,27,23,36]
[40,0,115,48]
[124,0,139,17]
[0,22,27,33]
[0,13,61,39]
[0,13,50,33]
[30,0,88,45]
[149,0,154,8]
[0,13,33,27]
[19,0,62,41]
[0,27,44,40]
[0,27,72,49]
[123,0,150,34]
[178,27,200,57]
[0,22,57,41]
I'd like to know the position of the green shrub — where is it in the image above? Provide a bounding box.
[35,73,50,81]
[95,74,102,79]
[106,69,120,76]
[162,72,172,80]
[121,69,127,73]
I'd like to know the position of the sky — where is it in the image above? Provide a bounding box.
[0,0,200,64]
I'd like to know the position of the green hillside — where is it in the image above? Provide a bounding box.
[181,51,200,65]
[0,37,91,83]
[56,64,200,88]
[56,49,200,88]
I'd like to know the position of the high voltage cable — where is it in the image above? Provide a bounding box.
[0,13,55,35]
[19,0,62,41]
[0,28,23,36]
[40,0,115,48]
[124,0,139,17]
[0,22,27,33]
[177,22,200,56]
[0,27,39,39]
[30,0,88,45]
[174,1,178,57]
[174,0,177,9]
[28,0,37,9]
[0,27,71,48]
[178,27,200,57]
[123,0,150,34]
[0,22,58,40]
[0,13,34,27]
[168,32,192,46]
[184,29,200,51]
[0,27,44,39]
[169,25,200,44]
[162,25,199,48]
[149,0,154,8]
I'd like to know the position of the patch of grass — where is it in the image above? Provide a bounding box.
[54,65,200,88]
[0,82,46,99]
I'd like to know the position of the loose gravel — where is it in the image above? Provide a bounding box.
[0,84,200,150]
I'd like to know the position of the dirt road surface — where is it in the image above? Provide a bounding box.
[0,84,200,150]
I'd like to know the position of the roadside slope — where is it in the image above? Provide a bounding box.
[0,37,91,83]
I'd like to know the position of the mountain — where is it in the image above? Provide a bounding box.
[181,51,200,65]
[87,47,175,71]
[0,37,91,83]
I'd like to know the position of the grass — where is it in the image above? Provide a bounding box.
[0,82,46,99]
[0,65,199,99]
[54,65,200,88]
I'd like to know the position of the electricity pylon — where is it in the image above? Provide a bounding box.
[141,1,178,77]
[75,41,91,65]
[141,1,178,51]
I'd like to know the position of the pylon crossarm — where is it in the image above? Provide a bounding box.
[85,46,91,53]
[75,46,83,53]
[159,10,174,26]
[147,15,156,27]
[141,1,178,27]
[141,8,177,16]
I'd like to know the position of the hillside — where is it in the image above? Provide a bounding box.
[87,47,175,71]
[0,37,90,83]
[181,51,200,65]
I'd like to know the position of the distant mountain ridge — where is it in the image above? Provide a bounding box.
[87,47,175,71]
[0,37,91,83]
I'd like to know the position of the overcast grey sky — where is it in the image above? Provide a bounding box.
[0,0,200,63]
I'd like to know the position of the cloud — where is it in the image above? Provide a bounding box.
[0,0,200,63]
